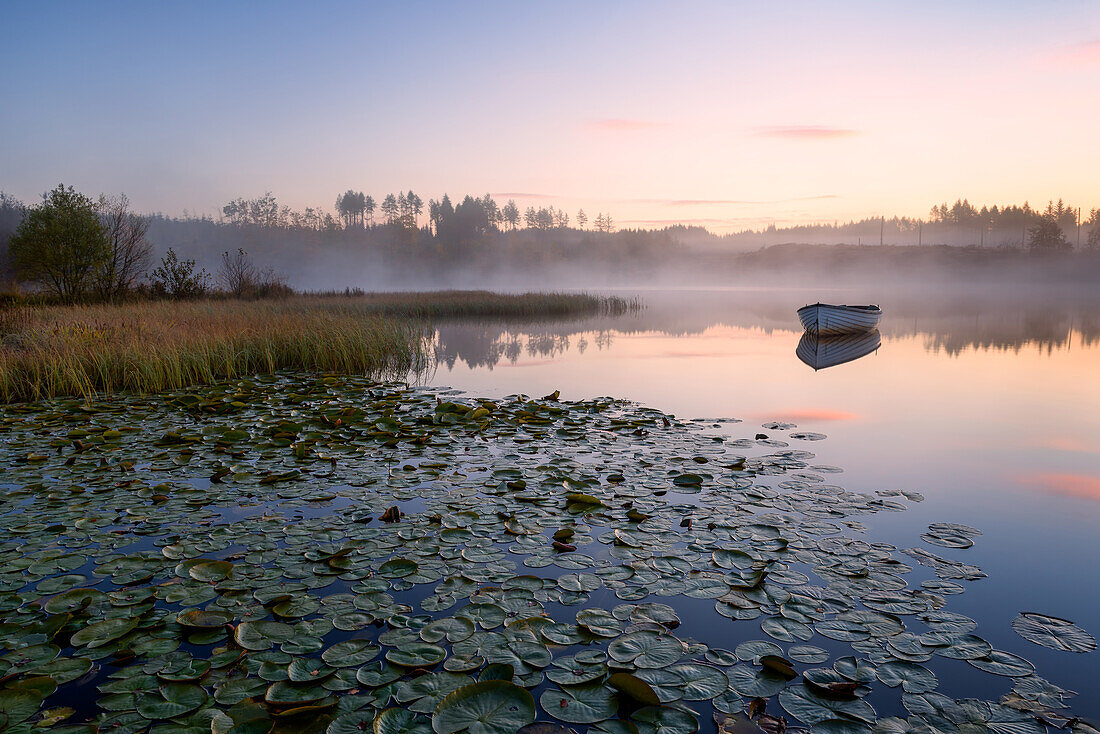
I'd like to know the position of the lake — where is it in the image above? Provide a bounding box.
[424,286,1100,719]
[1,285,1097,732]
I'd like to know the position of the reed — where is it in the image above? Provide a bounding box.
[0,291,628,402]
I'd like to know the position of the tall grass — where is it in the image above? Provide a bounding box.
[0,292,630,402]
[303,290,637,320]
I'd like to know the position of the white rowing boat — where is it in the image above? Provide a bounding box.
[796,329,881,370]
[797,303,882,336]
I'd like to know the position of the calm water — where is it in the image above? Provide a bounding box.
[424,287,1100,712]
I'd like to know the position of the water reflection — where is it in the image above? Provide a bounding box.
[429,287,1100,371]
[796,329,881,370]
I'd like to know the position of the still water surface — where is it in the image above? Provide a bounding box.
[423,287,1100,712]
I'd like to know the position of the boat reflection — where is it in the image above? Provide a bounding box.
[796,329,882,370]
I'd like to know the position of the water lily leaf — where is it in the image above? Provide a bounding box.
[875,662,937,693]
[380,558,419,579]
[235,621,294,651]
[968,650,1035,677]
[177,609,233,628]
[422,617,476,644]
[517,725,578,734]
[631,705,699,733]
[778,684,876,726]
[669,663,729,701]
[265,680,329,705]
[546,655,607,686]
[788,646,830,664]
[214,677,268,705]
[36,656,93,685]
[761,616,813,642]
[398,672,474,711]
[288,658,336,683]
[189,559,234,582]
[43,588,106,614]
[433,680,536,733]
[538,682,617,725]
[387,643,447,668]
[70,618,138,648]
[323,640,381,667]
[135,683,208,719]
[0,689,44,726]
[608,631,682,668]
[935,634,992,660]
[608,672,661,706]
[371,707,433,734]
[726,666,788,698]
[1011,613,1096,653]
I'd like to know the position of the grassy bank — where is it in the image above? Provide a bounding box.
[0,291,630,402]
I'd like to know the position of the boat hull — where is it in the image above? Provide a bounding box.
[797,303,882,336]
[796,329,881,370]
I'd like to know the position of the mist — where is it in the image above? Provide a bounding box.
[122,193,1100,294]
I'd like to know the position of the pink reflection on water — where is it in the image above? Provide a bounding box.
[1019,472,1100,500]
[748,409,861,423]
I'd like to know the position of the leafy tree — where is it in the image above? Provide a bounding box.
[1027,214,1070,252]
[150,248,208,299]
[480,194,500,231]
[0,192,25,283]
[364,195,376,226]
[335,190,366,228]
[1086,208,1100,250]
[403,190,424,229]
[502,200,519,231]
[222,192,289,227]
[95,194,152,301]
[380,194,398,225]
[7,184,109,301]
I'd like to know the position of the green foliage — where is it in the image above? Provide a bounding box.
[150,248,209,299]
[7,184,109,301]
[1027,216,1070,252]
[1087,208,1100,250]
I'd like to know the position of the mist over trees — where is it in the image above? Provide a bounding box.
[0,185,1098,297]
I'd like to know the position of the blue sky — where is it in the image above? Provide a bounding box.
[2,1,1098,229]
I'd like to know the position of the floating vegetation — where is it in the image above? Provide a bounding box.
[0,374,1091,732]
[1012,614,1097,654]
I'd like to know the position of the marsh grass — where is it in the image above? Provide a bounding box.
[0,291,630,402]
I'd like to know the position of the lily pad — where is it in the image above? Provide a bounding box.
[433,680,536,733]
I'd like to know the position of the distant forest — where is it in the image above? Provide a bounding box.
[1,188,1098,292]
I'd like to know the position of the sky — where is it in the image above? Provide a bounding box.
[1,0,1098,232]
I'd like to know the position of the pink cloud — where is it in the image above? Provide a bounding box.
[755,126,861,140]
[1018,472,1100,500]
[749,409,860,423]
[1035,437,1099,454]
[586,118,666,131]
[489,192,556,199]
[623,195,840,206]
[618,216,814,226]
[1047,40,1100,66]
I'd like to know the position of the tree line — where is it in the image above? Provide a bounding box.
[1,184,1097,302]
[0,185,289,302]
